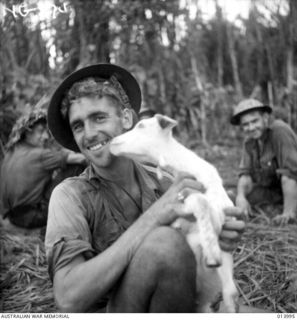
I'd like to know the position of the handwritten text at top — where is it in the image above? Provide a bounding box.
[1,3,68,20]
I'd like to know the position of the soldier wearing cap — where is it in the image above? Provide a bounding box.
[0,109,86,229]
[231,98,297,225]
[45,64,245,313]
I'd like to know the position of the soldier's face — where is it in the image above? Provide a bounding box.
[25,122,49,147]
[240,111,269,140]
[69,96,132,169]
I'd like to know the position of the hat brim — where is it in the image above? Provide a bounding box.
[230,105,272,125]
[48,64,141,152]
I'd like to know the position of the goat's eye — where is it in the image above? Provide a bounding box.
[137,123,145,129]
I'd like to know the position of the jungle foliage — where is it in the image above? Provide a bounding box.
[1,0,297,149]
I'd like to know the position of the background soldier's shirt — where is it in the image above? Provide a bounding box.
[0,142,68,215]
[239,119,297,188]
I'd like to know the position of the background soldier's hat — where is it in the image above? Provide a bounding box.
[230,98,272,125]
[6,109,47,150]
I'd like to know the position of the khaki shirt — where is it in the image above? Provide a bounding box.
[45,162,172,282]
[0,142,68,215]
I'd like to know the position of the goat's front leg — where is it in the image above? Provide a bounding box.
[181,193,222,267]
[217,252,239,312]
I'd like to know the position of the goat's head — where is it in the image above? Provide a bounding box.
[110,114,177,164]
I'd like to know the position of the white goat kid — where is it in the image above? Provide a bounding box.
[110,114,239,312]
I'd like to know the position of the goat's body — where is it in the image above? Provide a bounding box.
[151,137,238,313]
[110,114,238,312]
[158,139,233,221]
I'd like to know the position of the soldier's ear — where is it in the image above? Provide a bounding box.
[122,108,134,130]
[263,112,270,126]
[155,114,177,131]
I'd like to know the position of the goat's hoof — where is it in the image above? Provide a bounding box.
[225,299,239,313]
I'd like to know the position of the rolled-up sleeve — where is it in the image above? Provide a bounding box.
[272,123,297,182]
[238,144,252,177]
[41,149,69,171]
[45,182,95,281]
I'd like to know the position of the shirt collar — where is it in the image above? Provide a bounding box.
[84,161,159,192]
[133,161,159,192]
[84,161,159,213]
[260,126,271,143]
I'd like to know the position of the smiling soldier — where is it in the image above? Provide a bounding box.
[45,63,245,313]
[231,98,297,225]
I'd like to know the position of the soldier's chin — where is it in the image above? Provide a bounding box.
[252,133,261,139]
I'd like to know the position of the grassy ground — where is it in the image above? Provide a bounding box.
[0,145,296,313]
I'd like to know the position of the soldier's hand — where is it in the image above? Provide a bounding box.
[147,172,205,226]
[272,211,296,227]
[235,195,251,218]
[219,206,246,252]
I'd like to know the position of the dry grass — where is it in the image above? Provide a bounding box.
[0,225,56,313]
[234,216,297,313]
[1,214,296,313]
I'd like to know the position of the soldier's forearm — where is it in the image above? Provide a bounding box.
[237,175,253,198]
[281,175,297,216]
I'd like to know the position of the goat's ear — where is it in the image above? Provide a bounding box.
[155,114,177,130]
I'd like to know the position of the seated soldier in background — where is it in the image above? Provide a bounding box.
[231,98,297,225]
[0,109,87,228]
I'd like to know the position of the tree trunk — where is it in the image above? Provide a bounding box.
[191,55,207,146]
[227,24,242,98]
[265,43,276,103]
[268,81,274,110]
[215,1,223,87]
[1,28,18,71]
[251,0,263,83]
[285,0,296,126]
[95,20,110,63]
[77,4,88,67]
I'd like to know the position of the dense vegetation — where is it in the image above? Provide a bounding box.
[1,0,297,152]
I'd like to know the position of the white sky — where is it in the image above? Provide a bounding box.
[188,0,251,21]
[182,0,289,25]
